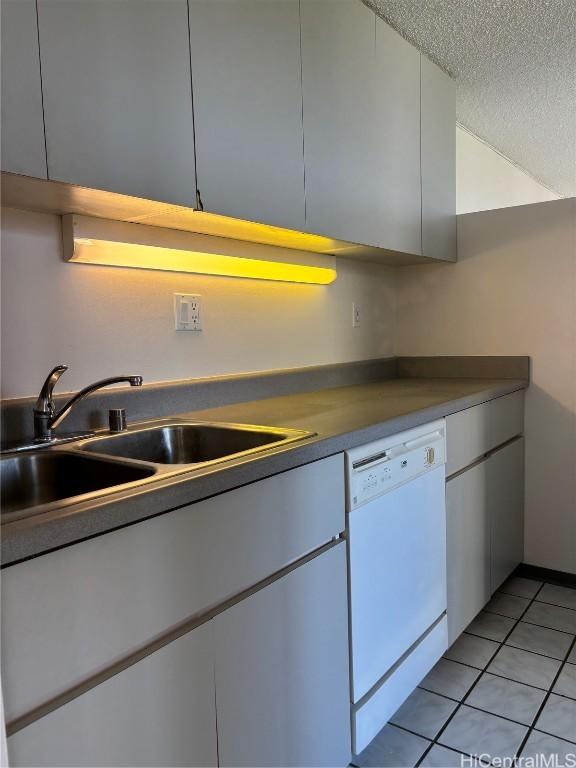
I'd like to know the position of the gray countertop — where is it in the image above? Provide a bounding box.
[1,376,527,566]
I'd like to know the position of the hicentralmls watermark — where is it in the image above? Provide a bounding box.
[461,754,576,768]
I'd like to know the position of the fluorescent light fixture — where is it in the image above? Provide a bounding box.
[62,215,337,285]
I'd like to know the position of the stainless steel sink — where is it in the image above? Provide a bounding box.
[0,452,155,520]
[0,421,314,523]
[81,422,312,465]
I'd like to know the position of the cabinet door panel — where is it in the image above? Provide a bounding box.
[421,55,456,261]
[1,0,47,177]
[37,0,196,205]
[189,0,305,230]
[301,0,379,245]
[8,623,217,768]
[489,438,525,592]
[215,545,351,767]
[374,18,421,255]
[446,461,491,644]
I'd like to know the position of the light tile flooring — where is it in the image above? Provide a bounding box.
[353,576,576,767]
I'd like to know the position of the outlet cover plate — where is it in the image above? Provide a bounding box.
[174,294,202,331]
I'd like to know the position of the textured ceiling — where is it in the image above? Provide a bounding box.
[363,0,576,196]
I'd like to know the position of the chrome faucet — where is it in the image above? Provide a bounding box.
[33,365,143,442]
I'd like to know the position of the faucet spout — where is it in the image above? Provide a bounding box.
[34,365,68,416]
[33,368,143,442]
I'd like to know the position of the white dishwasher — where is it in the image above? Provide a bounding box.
[346,419,448,755]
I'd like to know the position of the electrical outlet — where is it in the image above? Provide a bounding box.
[352,302,361,328]
[174,294,202,331]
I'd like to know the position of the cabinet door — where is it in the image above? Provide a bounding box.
[214,544,351,767]
[489,437,525,593]
[421,55,456,261]
[446,461,491,644]
[1,0,47,177]
[8,623,217,768]
[374,17,422,255]
[189,1,305,230]
[301,1,421,253]
[37,0,196,206]
[301,0,379,246]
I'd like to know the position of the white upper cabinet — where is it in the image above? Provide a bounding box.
[1,0,47,178]
[300,0,379,247]
[374,17,422,255]
[189,0,305,231]
[36,0,196,206]
[421,55,457,261]
[2,0,456,260]
[300,1,422,254]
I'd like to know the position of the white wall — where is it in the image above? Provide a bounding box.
[395,198,576,574]
[0,207,396,398]
[457,126,560,215]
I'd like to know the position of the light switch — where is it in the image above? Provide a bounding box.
[174,294,202,331]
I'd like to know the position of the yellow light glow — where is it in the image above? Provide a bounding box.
[71,240,337,285]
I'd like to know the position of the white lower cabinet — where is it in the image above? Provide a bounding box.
[489,438,525,592]
[2,455,344,723]
[5,455,350,767]
[214,544,351,768]
[8,623,218,767]
[446,436,525,644]
[8,545,351,768]
[446,460,491,644]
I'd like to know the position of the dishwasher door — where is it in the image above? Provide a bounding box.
[348,464,446,704]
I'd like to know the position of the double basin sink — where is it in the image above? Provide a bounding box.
[1,422,314,522]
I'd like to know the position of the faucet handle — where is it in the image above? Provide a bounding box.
[35,365,68,415]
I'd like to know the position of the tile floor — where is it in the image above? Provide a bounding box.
[353,576,576,767]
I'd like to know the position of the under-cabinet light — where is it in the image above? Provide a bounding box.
[62,215,337,285]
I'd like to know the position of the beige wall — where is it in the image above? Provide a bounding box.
[0,207,396,398]
[457,126,560,215]
[395,198,576,573]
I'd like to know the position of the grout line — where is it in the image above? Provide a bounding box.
[507,619,576,638]
[519,618,576,634]
[387,721,437,743]
[483,608,530,620]
[499,591,542,599]
[420,666,552,695]
[530,727,576,747]
[464,629,516,643]
[504,641,573,663]
[528,598,576,613]
[460,630,574,664]
[414,688,545,730]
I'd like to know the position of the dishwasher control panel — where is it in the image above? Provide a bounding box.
[346,419,446,510]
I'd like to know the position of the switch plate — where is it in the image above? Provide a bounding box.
[352,302,361,328]
[174,294,202,331]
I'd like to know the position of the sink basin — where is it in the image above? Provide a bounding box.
[81,423,310,465]
[0,452,155,519]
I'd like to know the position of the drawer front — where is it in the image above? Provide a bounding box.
[2,454,344,722]
[446,391,524,476]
